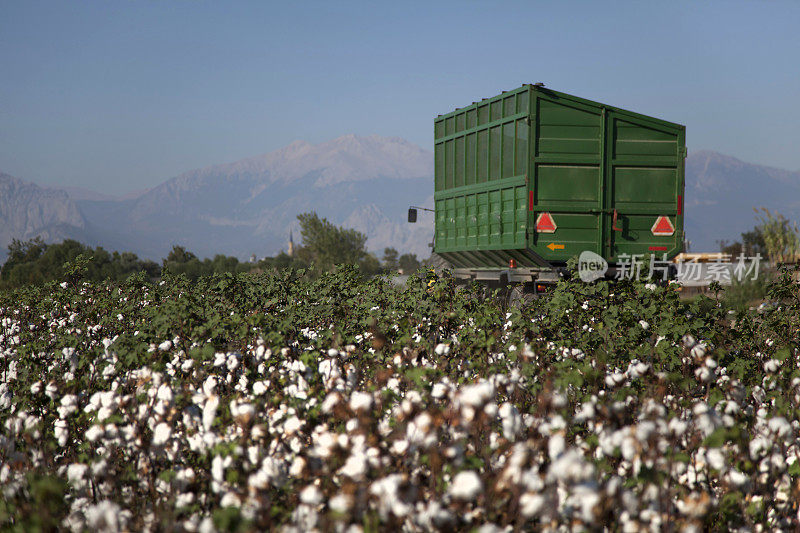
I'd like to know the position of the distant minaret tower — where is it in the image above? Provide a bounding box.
[287,231,295,257]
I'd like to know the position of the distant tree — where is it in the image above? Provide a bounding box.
[296,212,368,269]
[164,245,198,265]
[755,207,799,264]
[721,228,766,258]
[398,253,420,274]
[0,238,160,289]
[359,253,383,276]
[382,247,399,271]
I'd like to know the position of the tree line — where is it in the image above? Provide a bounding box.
[0,212,422,289]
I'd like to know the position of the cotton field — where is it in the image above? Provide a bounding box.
[1,266,800,531]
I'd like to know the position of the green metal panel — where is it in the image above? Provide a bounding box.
[433,85,685,269]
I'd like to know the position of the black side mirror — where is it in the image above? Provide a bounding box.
[407,208,417,223]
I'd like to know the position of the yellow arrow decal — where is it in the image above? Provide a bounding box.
[547,243,565,251]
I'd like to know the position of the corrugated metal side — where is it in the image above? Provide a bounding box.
[434,87,534,268]
[434,85,686,268]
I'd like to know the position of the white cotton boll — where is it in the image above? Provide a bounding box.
[158,340,172,351]
[434,343,451,356]
[198,517,215,533]
[519,492,545,517]
[574,402,596,423]
[221,492,241,508]
[690,343,707,359]
[458,380,495,407]
[695,367,713,383]
[284,416,303,435]
[498,403,522,439]
[605,372,626,387]
[85,425,104,442]
[329,493,353,514]
[749,436,770,459]
[30,381,42,395]
[639,320,650,330]
[45,382,58,400]
[175,492,195,509]
[620,437,637,461]
[203,376,218,396]
[635,421,656,442]
[339,454,368,479]
[548,433,565,460]
[706,449,726,471]
[290,457,306,477]
[67,463,88,485]
[85,500,126,532]
[321,394,340,414]
[349,392,373,412]
[391,439,410,455]
[683,334,697,348]
[97,406,114,422]
[448,471,483,501]
[727,469,749,488]
[768,416,792,438]
[203,396,219,431]
[157,385,173,403]
[211,456,226,483]
[253,381,268,396]
[431,383,448,399]
[645,283,657,291]
[54,419,69,447]
[152,422,171,446]
[181,359,193,372]
[764,359,781,373]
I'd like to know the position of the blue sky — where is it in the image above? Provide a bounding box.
[1,0,799,194]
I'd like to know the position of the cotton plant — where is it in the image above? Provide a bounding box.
[1,265,800,530]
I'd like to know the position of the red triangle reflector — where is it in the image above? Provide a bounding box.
[651,216,675,236]
[536,212,557,233]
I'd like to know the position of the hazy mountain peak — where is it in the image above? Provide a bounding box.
[0,173,86,260]
[165,134,433,191]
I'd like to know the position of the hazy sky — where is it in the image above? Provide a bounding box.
[2,0,799,194]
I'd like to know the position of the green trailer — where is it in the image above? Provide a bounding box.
[411,84,686,285]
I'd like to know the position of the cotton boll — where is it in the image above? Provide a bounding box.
[85,425,104,442]
[338,454,368,479]
[548,433,566,460]
[431,383,449,399]
[349,392,373,412]
[152,423,171,446]
[706,449,726,471]
[54,419,69,447]
[458,381,495,407]
[203,396,219,431]
[329,493,353,514]
[448,471,483,501]
[519,492,546,517]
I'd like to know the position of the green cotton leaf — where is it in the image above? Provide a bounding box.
[702,427,729,448]
[708,388,725,407]
[775,347,791,361]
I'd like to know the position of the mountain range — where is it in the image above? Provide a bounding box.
[1,135,798,262]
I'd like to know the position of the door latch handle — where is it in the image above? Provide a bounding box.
[612,209,623,232]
